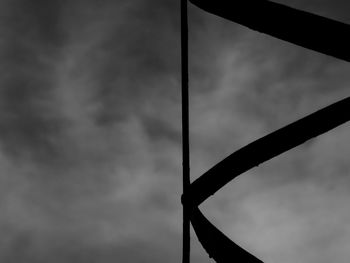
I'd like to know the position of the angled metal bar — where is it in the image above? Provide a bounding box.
[190,0,350,62]
[191,207,263,263]
[184,96,350,207]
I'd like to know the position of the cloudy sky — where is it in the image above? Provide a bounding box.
[0,0,350,262]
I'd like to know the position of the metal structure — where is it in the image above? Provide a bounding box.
[181,0,350,262]
[181,0,190,263]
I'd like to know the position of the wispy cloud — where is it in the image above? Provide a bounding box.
[0,0,350,262]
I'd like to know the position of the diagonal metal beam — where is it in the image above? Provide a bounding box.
[189,0,350,62]
[191,207,263,262]
[184,96,350,207]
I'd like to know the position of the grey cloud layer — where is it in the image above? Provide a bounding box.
[0,0,349,262]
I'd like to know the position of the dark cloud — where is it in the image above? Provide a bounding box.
[0,0,349,262]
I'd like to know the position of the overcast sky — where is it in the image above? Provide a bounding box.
[0,0,350,262]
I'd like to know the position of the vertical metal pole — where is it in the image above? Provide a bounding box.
[181,0,190,263]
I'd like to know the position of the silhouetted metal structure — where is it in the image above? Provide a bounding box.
[181,0,190,262]
[181,0,350,262]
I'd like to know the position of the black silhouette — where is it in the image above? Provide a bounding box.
[181,0,350,262]
[190,0,350,62]
[181,0,190,262]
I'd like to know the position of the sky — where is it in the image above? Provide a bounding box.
[0,0,350,262]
